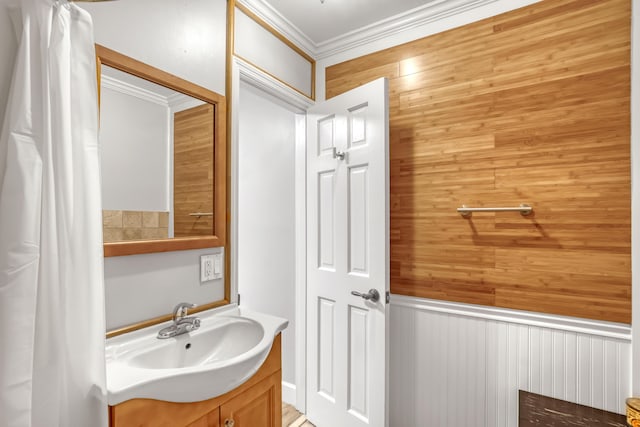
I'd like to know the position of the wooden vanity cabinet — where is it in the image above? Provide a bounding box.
[219,371,280,427]
[109,335,282,427]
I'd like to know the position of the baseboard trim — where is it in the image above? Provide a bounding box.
[390,294,631,341]
[282,381,296,405]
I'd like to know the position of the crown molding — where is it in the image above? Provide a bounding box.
[235,0,316,57]
[101,75,204,112]
[314,0,499,59]
[237,0,499,60]
[101,74,169,107]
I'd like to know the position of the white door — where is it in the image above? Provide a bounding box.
[306,77,389,427]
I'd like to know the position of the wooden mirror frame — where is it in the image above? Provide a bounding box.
[96,44,227,257]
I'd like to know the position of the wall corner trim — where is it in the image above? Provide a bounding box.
[391,294,631,341]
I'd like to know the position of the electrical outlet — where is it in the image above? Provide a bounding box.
[200,254,215,282]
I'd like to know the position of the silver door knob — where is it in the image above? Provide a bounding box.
[332,147,345,160]
[224,419,235,427]
[351,289,380,302]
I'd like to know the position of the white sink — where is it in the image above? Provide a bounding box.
[106,306,288,405]
[127,317,264,370]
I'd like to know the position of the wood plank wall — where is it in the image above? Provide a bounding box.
[325,0,631,323]
[174,103,215,237]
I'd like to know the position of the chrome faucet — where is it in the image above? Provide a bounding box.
[157,302,201,339]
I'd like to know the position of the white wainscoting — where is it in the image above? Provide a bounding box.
[389,295,632,426]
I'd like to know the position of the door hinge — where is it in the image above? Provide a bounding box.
[386,291,390,304]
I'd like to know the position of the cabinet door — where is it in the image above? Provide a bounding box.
[220,371,282,427]
[186,407,220,427]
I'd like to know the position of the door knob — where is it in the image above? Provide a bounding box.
[332,147,345,160]
[351,289,380,302]
[224,419,235,427]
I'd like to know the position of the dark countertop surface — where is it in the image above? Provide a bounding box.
[519,390,627,426]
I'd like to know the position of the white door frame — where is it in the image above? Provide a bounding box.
[230,56,313,411]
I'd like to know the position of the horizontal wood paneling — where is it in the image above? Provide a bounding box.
[389,298,631,426]
[325,0,631,323]
[174,103,215,237]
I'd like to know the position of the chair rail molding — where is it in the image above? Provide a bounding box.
[391,294,631,341]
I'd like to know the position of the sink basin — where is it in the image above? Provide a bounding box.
[127,317,264,370]
[105,306,288,405]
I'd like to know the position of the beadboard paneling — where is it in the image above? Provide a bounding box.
[389,296,631,426]
[325,0,631,323]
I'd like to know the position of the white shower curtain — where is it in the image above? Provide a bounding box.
[0,0,107,426]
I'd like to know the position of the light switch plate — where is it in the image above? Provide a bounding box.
[212,253,223,279]
[200,254,215,282]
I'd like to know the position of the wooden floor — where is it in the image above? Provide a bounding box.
[283,403,315,426]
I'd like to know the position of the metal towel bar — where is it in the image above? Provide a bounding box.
[457,204,532,217]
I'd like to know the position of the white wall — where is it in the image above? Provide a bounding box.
[80,0,226,96]
[237,80,297,394]
[100,86,169,212]
[78,0,228,328]
[234,8,312,97]
[104,247,225,330]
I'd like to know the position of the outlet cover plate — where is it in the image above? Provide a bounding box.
[200,254,215,282]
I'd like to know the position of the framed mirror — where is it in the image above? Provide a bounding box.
[96,44,227,257]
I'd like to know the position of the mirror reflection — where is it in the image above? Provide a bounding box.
[100,65,214,243]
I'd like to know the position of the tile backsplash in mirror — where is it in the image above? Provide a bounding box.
[103,210,169,242]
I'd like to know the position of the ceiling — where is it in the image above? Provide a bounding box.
[259,0,437,45]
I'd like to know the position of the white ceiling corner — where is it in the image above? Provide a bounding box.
[237,0,500,60]
[235,0,317,57]
[101,74,170,107]
[101,67,200,110]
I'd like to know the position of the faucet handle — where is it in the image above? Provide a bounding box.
[173,302,196,322]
